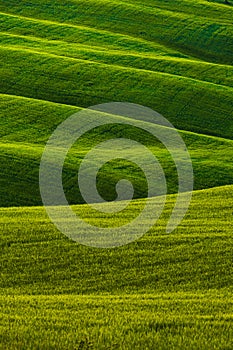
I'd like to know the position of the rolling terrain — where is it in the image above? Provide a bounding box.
[0,0,233,349]
[1,185,233,349]
[0,94,233,207]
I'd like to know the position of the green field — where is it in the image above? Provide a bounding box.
[1,185,233,348]
[0,0,233,349]
[1,292,232,350]
[0,94,233,207]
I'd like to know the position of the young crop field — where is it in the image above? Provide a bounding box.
[0,0,233,349]
[0,185,233,348]
[1,292,232,350]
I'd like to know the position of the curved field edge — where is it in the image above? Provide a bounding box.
[126,0,233,21]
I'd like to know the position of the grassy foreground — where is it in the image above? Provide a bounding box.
[1,292,232,350]
[0,185,233,349]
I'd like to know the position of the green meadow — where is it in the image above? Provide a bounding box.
[0,186,233,349]
[0,94,233,207]
[1,292,232,350]
[0,0,233,349]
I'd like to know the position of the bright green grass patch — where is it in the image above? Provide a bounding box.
[1,47,233,139]
[1,32,233,88]
[0,292,232,349]
[1,0,233,64]
[0,186,232,348]
[0,94,233,207]
[1,185,232,294]
[126,0,233,22]
[0,12,187,57]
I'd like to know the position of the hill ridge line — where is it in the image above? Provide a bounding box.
[1,93,233,143]
[2,33,233,89]
[0,92,78,109]
[3,31,233,69]
[0,184,232,211]
[119,0,233,24]
[3,0,232,26]
[0,11,195,59]
[2,45,233,93]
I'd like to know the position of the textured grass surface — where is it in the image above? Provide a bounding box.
[1,0,233,63]
[1,1,233,138]
[0,186,233,348]
[1,42,233,138]
[0,94,233,207]
[1,185,232,294]
[1,292,232,350]
[1,1,233,349]
[1,31,233,88]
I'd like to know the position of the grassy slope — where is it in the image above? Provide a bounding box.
[1,45,233,138]
[2,32,233,89]
[1,2,233,207]
[0,11,233,138]
[1,0,233,64]
[0,1,233,349]
[1,94,233,207]
[0,185,232,348]
[1,185,232,294]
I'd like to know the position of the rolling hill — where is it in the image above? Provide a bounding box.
[0,94,232,207]
[0,185,233,349]
[0,0,233,349]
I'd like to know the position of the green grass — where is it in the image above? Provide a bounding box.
[0,2,233,140]
[0,94,233,207]
[1,292,232,350]
[1,42,233,139]
[1,185,232,294]
[0,185,232,348]
[0,12,188,56]
[1,46,233,138]
[0,0,233,348]
[1,32,232,87]
[1,0,233,64]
